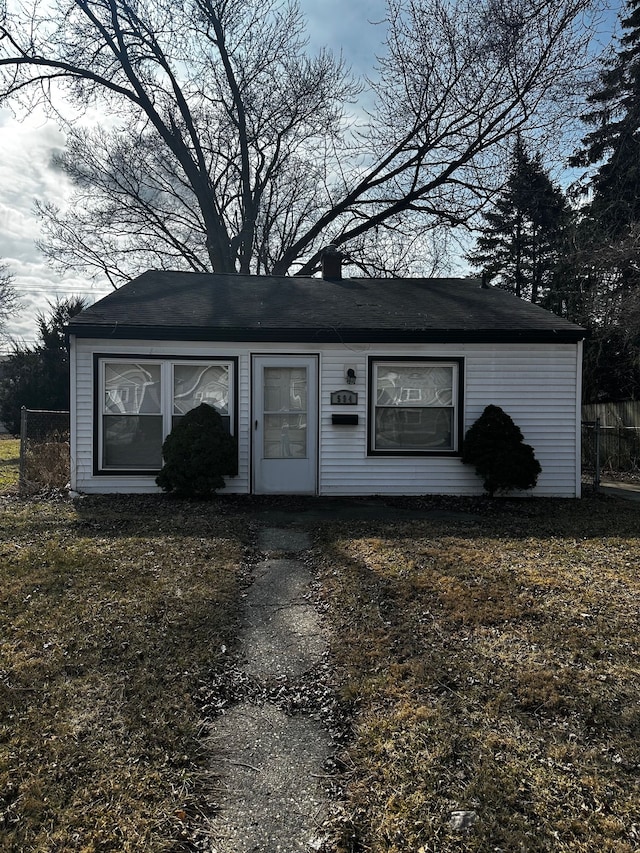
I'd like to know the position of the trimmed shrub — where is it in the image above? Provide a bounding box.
[156,403,237,498]
[462,404,541,497]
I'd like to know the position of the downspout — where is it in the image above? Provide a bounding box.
[575,339,584,499]
[69,334,78,493]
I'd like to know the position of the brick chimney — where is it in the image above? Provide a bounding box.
[320,244,342,280]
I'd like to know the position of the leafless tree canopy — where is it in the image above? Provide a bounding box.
[0,262,20,335]
[0,0,600,282]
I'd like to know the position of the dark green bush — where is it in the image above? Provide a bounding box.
[156,403,237,498]
[462,404,541,497]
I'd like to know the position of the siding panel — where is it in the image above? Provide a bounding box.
[71,339,581,497]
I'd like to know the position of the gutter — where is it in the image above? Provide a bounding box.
[66,324,588,345]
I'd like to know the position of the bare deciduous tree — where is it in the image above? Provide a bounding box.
[0,262,20,336]
[36,128,215,287]
[0,0,600,282]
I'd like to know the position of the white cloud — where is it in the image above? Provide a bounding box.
[0,108,113,345]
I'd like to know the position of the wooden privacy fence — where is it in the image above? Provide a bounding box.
[583,400,640,428]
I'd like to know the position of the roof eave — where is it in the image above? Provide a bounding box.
[67,324,587,344]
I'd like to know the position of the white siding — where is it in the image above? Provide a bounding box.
[71,338,582,497]
[319,343,581,498]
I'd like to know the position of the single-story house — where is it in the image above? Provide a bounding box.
[66,258,586,497]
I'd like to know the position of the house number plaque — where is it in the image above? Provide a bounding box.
[331,389,358,405]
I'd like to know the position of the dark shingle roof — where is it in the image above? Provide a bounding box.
[67,270,586,343]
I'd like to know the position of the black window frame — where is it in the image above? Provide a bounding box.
[367,356,464,457]
[93,354,238,476]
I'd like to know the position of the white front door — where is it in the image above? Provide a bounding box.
[252,355,318,494]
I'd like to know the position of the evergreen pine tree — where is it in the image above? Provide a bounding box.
[468,136,569,306]
[0,297,88,434]
[571,0,640,239]
[570,0,640,400]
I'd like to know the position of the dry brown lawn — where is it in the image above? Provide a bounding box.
[316,496,640,852]
[0,490,638,852]
[0,495,248,852]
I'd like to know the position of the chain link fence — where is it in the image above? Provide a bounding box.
[581,419,601,493]
[19,407,70,495]
[582,417,640,491]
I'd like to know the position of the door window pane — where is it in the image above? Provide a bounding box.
[263,367,307,458]
[264,414,307,458]
[264,368,307,413]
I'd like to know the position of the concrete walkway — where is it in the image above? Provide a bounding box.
[600,481,640,502]
[207,523,331,852]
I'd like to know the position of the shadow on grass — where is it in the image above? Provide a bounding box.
[316,499,640,853]
[0,496,248,851]
[68,490,640,539]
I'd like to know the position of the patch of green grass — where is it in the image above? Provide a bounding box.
[0,439,19,491]
[318,497,640,853]
[0,494,248,852]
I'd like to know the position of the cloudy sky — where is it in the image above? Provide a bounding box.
[0,110,90,345]
[0,0,619,344]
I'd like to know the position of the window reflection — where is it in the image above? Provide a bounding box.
[174,364,229,415]
[373,363,457,452]
[376,366,453,407]
[263,367,307,458]
[104,363,161,414]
